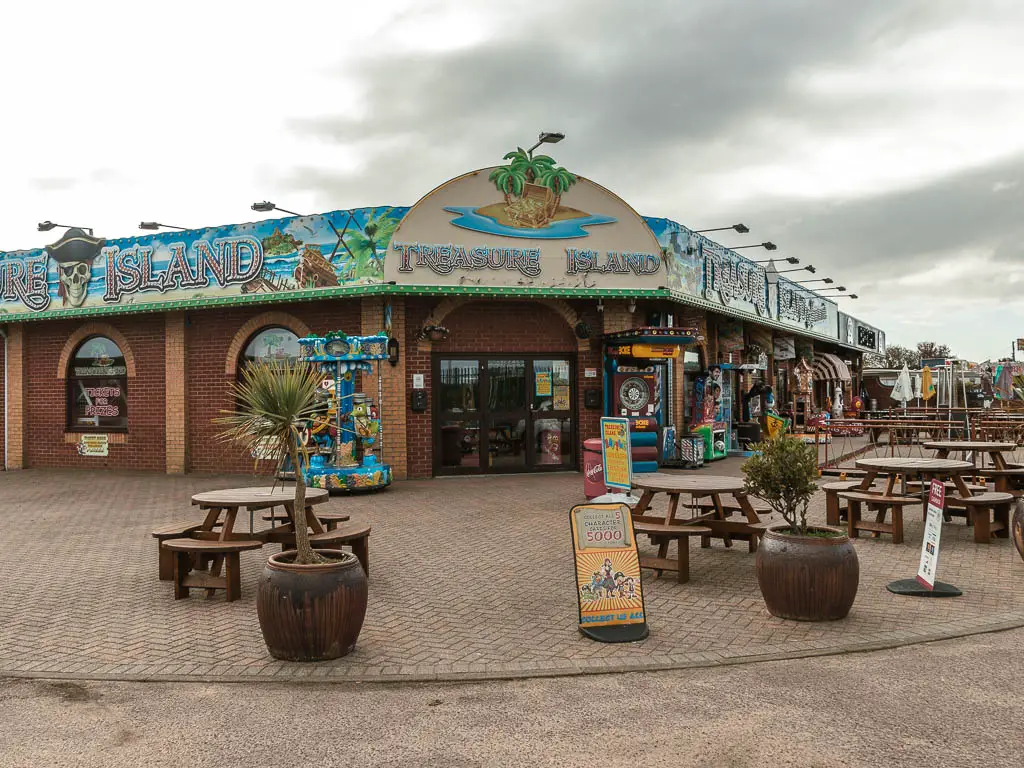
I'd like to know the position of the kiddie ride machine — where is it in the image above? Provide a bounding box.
[289,332,392,492]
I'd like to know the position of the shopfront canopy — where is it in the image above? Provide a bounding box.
[812,353,851,382]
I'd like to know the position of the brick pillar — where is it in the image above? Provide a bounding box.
[5,324,24,470]
[165,312,187,474]
[601,300,634,335]
[361,297,408,480]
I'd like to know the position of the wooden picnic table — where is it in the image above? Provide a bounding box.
[923,441,1016,470]
[631,472,766,552]
[190,486,330,540]
[854,457,976,499]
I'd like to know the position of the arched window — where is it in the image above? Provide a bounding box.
[67,336,129,431]
[240,327,301,371]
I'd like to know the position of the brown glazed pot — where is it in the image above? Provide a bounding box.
[755,525,859,621]
[1012,500,1024,563]
[256,550,368,662]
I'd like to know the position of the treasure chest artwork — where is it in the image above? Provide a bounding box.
[570,502,649,643]
[293,331,392,492]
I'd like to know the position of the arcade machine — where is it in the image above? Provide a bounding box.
[691,365,731,461]
[293,331,392,492]
[603,327,702,472]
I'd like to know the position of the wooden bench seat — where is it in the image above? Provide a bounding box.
[271,523,372,575]
[161,538,264,602]
[906,480,988,493]
[946,492,1014,543]
[838,491,919,544]
[689,499,771,515]
[152,520,215,580]
[261,510,351,530]
[822,481,864,526]
[633,521,712,584]
[819,467,868,478]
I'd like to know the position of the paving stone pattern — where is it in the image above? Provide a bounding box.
[0,465,1021,683]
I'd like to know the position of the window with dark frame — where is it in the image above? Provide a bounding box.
[239,327,301,373]
[66,336,129,432]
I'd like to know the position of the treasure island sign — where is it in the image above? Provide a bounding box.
[0,208,407,318]
[383,152,666,290]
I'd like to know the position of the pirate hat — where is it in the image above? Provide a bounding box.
[46,228,105,263]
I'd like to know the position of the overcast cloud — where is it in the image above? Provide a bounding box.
[2,0,1022,360]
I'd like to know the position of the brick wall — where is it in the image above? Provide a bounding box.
[715,317,745,364]
[165,313,187,474]
[184,300,361,474]
[24,316,166,471]
[404,298,601,479]
[0,328,6,469]
[361,297,408,479]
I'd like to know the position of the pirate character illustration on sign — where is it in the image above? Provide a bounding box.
[46,227,105,308]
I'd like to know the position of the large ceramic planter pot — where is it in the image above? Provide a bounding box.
[256,550,368,662]
[1012,500,1024,563]
[755,525,859,621]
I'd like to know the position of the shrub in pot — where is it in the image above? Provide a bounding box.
[217,360,368,661]
[743,436,859,621]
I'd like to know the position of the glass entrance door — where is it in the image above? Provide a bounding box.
[434,355,576,475]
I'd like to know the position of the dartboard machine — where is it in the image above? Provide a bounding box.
[294,331,392,492]
[603,327,704,471]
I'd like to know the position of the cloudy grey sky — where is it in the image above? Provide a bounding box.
[3,0,1022,360]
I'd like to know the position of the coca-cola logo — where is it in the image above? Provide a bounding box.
[586,463,604,480]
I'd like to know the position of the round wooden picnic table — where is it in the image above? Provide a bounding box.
[630,472,763,553]
[854,457,975,499]
[191,486,330,539]
[632,473,746,495]
[923,441,1017,471]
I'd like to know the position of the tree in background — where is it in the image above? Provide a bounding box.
[864,344,921,369]
[916,341,955,361]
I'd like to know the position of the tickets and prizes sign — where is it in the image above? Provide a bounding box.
[570,503,649,643]
[600,417,632,491]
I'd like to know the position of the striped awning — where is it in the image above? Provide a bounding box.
[813,353,852,382]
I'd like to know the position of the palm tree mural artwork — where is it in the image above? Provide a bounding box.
[486,149,579,229]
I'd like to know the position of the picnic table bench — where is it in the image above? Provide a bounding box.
[162,538,264,602]
[945,492,1014,543]
[632,516,712,584]
[838,491,919,544]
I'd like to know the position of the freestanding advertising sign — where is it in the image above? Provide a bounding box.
[888,479,962,597]
[917,481,946,590]
[600,417,632,491]
[569,503,649,643]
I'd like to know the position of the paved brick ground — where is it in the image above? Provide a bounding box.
[0,458,1022,682]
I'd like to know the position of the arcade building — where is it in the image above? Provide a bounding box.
[0,155,885,479]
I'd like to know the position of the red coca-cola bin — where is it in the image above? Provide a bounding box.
[583,438,606,499]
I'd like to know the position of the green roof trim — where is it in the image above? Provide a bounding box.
[0,282,861,351]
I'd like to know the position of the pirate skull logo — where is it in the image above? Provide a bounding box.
[58,260,92,306]
[45,228,104,308]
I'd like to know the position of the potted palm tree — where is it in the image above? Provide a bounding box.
[217,359,368,661]
[743,435,859,621]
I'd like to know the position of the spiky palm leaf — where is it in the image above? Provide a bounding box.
[536,166,577,196]
[216,360,324,564]
[489,165,527,199]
